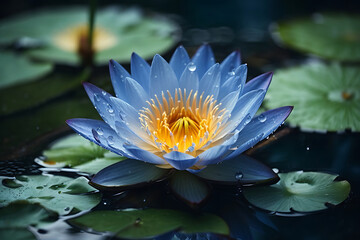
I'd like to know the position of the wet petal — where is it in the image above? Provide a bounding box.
[150,54,179,97]
[131,52,151,92]
[198,63,221,100]
[170,45,190,80]
[243,72,273,94]
[109,59,131,99]
[163,151,199,170]
[191,44,215,78]
[121,77,149,110]
[219,64,247,99]
[220,51,241,84]
[179,62,199,92]
[124,145,167,164]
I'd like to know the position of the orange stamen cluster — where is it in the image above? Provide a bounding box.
[139,89,228,156]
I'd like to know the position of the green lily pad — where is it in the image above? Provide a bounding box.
[274,13,360,61]
[0,175,101,215]
[0,69,89,117]
[69,209,229,239]
[0,51,53,89]
[243,171,350,213]
[0,202,58,228]
[0,228,36,240]
[40,134,125,174]
[265,62,360,132]
[0,7,180,65]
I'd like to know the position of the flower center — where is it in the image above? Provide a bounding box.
[139,89,227,155]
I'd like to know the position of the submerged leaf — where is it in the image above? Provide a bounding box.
[243,171,351,213]
[274,13,360,61]
[68,209,229,239]
[0,175,101,215]
[265,62,360,132]
[41,134,125,174]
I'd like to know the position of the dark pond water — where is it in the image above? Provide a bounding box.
[1,0,360,239]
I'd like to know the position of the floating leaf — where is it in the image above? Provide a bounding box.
[0,175,101,215]
[90,159,169,190]
[69,209,229,239]
[169,171,211,206]
[265,62,360,132]
[274,13,360,61]
[0,7,180,65]
[0,51,53,89]
[0,202,57,228]
[196,154,279,186]
[243,171,350,213]
[41,134,125,174]
[0,69,89,117]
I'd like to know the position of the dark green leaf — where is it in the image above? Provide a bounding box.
[243,171,351,212]
[0,175,101,215]
[69,209,229,239]
[196,154,279,185]
[0,228,36,240]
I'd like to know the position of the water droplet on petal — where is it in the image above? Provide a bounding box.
[235,171,243,180]
[107,136,115,145]
[94,93,101,102]
[258,114,267,122]
[244,115,252,125]
[96,127,104,136]
[101,91,107,96]
[306,147,310,150]
[188,62,196,72]
[107,104,114,114]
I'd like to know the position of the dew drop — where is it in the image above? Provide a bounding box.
[229,71,235,76]
[101,90,107,96]
[235,171,243,180]
[272,168,279,173]
[306,147,310,151]
[107,136,115,145]
[64,207,70,211]
[258,114,267,122]
[107,104,114,114]
[244,115,252,125]
[94,93,101,102]
[97,127,104,136]
[188,62,196,72]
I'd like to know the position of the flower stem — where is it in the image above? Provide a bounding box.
[88,0,97,50]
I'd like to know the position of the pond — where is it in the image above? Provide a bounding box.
[0,1,359,240]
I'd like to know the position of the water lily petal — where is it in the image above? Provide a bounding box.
[131,52,151,92]
[223,133,264,161]
[109,96,149,141]
[121,77,149,110]
[169,171,211,206]
[124,145,167,164]
[233,106,294,149]
[196,154,279,185]
[179,62,199,92]
[109,59,131,99]
[218,64,247,99]
[214,89,265,142]
[219,89,240,114]
[170,45,190,80]
[163,151,199,170]
[90,159,169,190]
[66,118,133,158]
[191,44,215,78]
[198,63,221,100]
[196,131,239,166]
[150,54,179,97]
[83,82,117,128]
[220,51,241,84]
[243,72,273,94]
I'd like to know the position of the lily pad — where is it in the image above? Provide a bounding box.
[0,51,53,89]
[68,209,229,239]
[41,134,125,174]
[0,69,89,117]
[243,171,351,213]
[265,62,360,132]
[274,13,360,61]
[0,202,58,228]
[0,7,180,65]
[0,175,101,215]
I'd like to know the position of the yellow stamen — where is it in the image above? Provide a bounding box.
[139,89,227,156]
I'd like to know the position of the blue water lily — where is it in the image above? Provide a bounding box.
[67,45,293,205]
